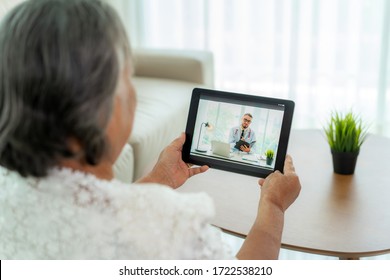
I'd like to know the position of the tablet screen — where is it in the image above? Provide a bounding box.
[182,88,295,178]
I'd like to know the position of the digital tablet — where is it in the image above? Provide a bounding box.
[182,88,295,178]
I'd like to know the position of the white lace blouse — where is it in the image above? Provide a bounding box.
[0,167,233,259]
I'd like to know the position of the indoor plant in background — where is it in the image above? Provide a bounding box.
[265,149,274,166]
[324,111,368,175]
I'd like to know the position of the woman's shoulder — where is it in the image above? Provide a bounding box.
[108,181,227,259]
[0,165,215,216]
[110,180,216,221]
[0,166,229,259]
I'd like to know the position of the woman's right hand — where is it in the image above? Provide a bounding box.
[258,155,301,213]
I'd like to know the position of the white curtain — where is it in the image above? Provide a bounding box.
[2,0,388,136]
[114,0,390,137]
[0,0,24,17]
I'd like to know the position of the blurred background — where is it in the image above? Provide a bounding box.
[2,0,389,137]
[111,0,390,137]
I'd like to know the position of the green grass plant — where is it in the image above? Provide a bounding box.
[265,149,274,159]
[324,111,368,153]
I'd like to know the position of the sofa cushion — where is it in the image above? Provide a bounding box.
[129,77,199,180]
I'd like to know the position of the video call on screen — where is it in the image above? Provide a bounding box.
[190,94,285,170]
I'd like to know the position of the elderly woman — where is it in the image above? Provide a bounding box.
[0,0,300,259]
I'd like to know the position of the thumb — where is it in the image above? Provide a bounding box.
[258,178,265,186]
[171,133,186,149]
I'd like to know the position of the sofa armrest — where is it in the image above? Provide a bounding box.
[132,48,214,88]
[113,143,134,183]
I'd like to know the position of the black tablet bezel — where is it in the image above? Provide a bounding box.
[182,88,295,178]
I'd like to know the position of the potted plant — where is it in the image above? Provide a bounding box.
[265,149,274,165]
[324,111,368,175]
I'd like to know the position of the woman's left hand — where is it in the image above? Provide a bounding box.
[137,133,209,188]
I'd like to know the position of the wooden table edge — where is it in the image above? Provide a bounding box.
[220,228,390,260]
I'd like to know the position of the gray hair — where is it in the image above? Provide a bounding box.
[0,0,130,177]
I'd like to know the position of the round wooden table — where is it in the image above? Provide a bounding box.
[283,129,390,259]
[179,129,390,259]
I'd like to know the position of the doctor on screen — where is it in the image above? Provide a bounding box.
[229,113,256,153]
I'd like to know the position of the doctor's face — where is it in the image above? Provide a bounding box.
[241,115,252,129]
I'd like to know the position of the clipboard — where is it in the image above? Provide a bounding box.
[234,140,250,150]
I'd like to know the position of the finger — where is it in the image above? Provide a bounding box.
[283,155,296,174]
[258,178,265,186]
[171,132,186,150]
[188,165,209,177]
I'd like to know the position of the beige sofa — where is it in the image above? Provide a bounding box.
[113,48,214,182]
